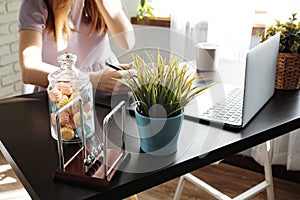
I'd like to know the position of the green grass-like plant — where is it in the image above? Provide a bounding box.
[119,51,215,118]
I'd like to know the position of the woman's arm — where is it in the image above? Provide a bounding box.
[19,29,128,93]
[19,29,58,88]
[94,0,134,50]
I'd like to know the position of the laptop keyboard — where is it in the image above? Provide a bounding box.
[201,88,244,125]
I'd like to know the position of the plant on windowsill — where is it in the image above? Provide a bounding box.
[136,0,156,20]
[260,13,300,90]
[118,50,215,155]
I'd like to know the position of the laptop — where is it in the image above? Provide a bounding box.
[184,33,280,130]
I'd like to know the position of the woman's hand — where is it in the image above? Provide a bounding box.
[90,66,131,93]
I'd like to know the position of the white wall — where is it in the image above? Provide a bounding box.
[123,0,139,18]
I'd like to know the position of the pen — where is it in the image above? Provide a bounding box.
[105,61,123,71]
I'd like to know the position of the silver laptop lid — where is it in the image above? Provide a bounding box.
[242,33,280,127]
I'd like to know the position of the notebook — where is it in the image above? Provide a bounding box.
[184,33,280,130]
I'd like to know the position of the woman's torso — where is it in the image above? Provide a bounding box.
[19,0,117,92]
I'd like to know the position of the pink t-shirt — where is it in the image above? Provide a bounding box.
[19,0,117,92]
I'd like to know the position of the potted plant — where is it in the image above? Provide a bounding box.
[136,0,155,20]
[118,50,214,155]
[260,13,300,90]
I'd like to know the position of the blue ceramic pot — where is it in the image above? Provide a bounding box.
[135,108,184,156]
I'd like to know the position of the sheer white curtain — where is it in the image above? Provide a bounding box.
[170,0,254,63]
[252,130,300,171]
[251,0,300,171]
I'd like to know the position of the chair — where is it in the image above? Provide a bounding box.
[173,141,275,200]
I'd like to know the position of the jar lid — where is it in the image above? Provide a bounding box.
[48,53,89,83]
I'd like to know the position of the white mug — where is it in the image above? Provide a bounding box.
[195,43,219,71]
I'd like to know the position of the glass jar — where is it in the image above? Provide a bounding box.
[47,53,95,143]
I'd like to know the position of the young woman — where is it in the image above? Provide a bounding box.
[19,0,134,94]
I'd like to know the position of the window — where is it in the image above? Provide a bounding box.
[136,0,300,28]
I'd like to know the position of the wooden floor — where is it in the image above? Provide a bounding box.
[132,162,300,200]
[0,153,31,200]
[1,152,300,200]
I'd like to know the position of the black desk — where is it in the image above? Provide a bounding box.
[0,90,299,200]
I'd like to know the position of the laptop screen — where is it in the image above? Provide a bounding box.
[184,33,280,130]
[242,33,280,127]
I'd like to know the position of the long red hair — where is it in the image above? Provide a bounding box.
[44,0,107,49]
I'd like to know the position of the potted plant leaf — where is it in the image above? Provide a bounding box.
[118,50,214,155]
[260,13,300,90]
